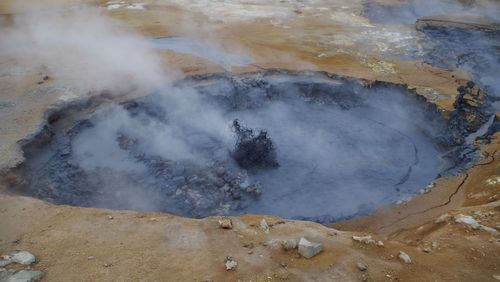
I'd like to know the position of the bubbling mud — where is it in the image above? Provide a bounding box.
[12,71,466,222]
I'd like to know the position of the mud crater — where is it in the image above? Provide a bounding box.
[8,71,480,222]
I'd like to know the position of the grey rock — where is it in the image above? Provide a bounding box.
[6,270,43,282]
[298,237,322,259]
[1,251,36,265]
[398,251,412,264]
[0,260,12,267]
[225,257,237,271]
[356,261,368,271]
[0,268,13,281]
[454,214,481,229]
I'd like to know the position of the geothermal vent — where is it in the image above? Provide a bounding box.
[12,71,465,223]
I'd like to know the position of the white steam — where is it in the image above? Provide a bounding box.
[0,6,168,93]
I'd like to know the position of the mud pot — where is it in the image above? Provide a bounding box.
[6,71,493,223]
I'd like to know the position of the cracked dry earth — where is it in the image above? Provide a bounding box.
[0,0,500,281]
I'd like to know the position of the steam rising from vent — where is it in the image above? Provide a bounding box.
[15,72,465,222]
[0,5,169,93]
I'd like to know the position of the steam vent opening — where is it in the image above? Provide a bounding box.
[13,71,463,223]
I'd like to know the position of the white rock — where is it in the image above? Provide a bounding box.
[298,237,322,259]
[225,257,237,270]
[398,251,411,264]
[6,269,43,282]
[260,219,270,234]
[352,235,375,244]
[2,251,36,265]
[454,215,481,230]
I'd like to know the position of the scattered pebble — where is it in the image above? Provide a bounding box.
[298,237,322,259]
[218,218,233,229]
[356,261,368,271]
[225,257,237,271]
[398,251,411,264]
[107,215,114,220]
[87,256,94,260]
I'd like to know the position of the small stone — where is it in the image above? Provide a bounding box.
[454,215,481,230]
[493,274,500,281]
[103,263,112,267]
[298,237,322,259]
[260,219,270,234]
[7,269,44,282]
[356,261,368,271]
[435,213,450,224]
[107,215,114,220]
[218,218,233,229]
[243,242,254,249]
[280,261,288,268]
[352,235,375,244]
[225,257,237,271]
[376,241,384,247]
[281,239,297,251]
[421,247,431,253]
[87,256,94,260]
[2,251,36,265]
[398,251,411,264]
